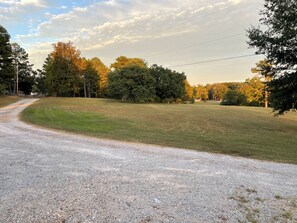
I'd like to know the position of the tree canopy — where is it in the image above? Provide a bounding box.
[11,42,35,95]
[107,64,187,103]
[0,25,14,95]
[110,56,147,70]
[81,58,99,98]
[107,66,156,103]
[90,57,110,97]
[247,0,297,114]
[44,42,82,97]
[221,77,265,106]
[149,64,186,103]
[251,60,272,108]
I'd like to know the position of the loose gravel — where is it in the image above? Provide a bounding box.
[0,99,297,223]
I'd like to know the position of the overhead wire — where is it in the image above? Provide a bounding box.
[167,54,259,68]
[141,1,253,67]
[145,33,245,58]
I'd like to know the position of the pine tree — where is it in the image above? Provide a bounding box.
[11,43,35,95]
[0,25,14,94]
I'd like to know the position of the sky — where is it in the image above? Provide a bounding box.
[0,0,264,84]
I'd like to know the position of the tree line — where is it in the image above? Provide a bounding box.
[0,25,35,95]
[0,25,268,106]
[1,0,297,116]
[186,61,270,107]
[0,31,188,103]
[37,42,187,103]
[0,25,289,109]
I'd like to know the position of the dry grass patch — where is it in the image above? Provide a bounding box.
[0,96,21,108]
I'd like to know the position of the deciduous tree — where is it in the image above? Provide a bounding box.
[44,42,82,97]
[149,65,186,103]
[110,56,147,70]
[195,84,208,101]
[251,60,272,108]
[212,83,228,101]
[107,66,155,102]
[247,0,297,114]
[90,57,110,97]
[183,80,194,101]
[239,77,265,106]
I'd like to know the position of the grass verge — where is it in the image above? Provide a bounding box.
[21,97,297,164]
[0,96,21,108]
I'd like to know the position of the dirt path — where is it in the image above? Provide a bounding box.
[0,99,296,222]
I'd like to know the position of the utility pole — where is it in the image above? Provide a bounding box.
[83,75,87,98]
[16,60,19,96]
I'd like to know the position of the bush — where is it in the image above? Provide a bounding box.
[221,90,247,106]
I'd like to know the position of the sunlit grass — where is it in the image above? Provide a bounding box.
[0,96,21,108]
[21,97,297,164]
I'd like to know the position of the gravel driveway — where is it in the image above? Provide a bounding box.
[0,99,297,223]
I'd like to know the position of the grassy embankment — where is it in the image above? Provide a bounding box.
[21,97,297,164]
[0,96,21,108]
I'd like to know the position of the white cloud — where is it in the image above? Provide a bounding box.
[0,0,46,7]
[8,0,263,84]
[0,0,16,4]
[0,0,47,24]
[27,0,233,47]
[21,0,44,6]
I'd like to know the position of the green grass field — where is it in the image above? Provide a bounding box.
[0,96,21,108]
[21,97,297,164]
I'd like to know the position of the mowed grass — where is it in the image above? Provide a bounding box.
[21,97,297,164]
[0,96,21,108]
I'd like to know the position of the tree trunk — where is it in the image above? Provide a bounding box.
[88,81,91,98]
[84,77,87,98]
[265,90,268,108]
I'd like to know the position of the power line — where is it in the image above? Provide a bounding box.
[146,33,244,58]
[168,54,259,68]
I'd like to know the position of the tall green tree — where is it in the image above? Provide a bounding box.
[149,65,186,103]
[221,89,247,106]
[11,42,35,95]
[32,69,46,95]
[81,59,99,98]
[107,66,156,102]
[44,42,82,97]
[247,0,297,114]
[0,25,14,94]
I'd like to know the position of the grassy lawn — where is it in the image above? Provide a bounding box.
[21,97,297,164]
[0,96,21,108]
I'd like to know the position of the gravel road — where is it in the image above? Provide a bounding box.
[0,99,297,223]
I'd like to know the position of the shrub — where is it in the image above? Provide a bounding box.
[221,90,247,106]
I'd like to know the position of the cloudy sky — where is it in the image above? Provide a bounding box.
[0,0,264,84]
